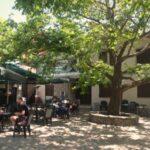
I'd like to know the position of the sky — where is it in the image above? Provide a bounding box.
[0,0,26,22]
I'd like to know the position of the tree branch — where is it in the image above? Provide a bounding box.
[112,0,116,9]
[128,17,138,26]
[122,79,150,92]
[118,26,141,60]
[122,76,136,82]
[119,18,129,31]
[86,61,113,80]
[80,14,105,26]
[140,17,150,37]
[96,0,106,6]
[121,43,150,62]
[117,41,129,59]
[126,36,137,56]
[105,0,115,20]
[140,30,150,38]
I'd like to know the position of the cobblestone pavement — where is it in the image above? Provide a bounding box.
[0,111,150,150]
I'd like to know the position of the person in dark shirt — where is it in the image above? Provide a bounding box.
[19,102,29,117]
[10,97,29,125]
[60,91,65,102]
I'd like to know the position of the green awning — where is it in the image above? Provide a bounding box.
[0,67,26,83]
[2,62,79,84]
[4,63,38,80]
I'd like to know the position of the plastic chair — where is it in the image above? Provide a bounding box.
[0,114,3,131]
[129,101,139,113]
[44,106,53,125]
[121,100,129,112]
[100,101,108,111]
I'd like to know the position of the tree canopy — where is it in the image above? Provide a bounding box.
[1,0,149,114]
[0,18,16,63]
[13,0,150,85]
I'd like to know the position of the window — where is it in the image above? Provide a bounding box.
[137,84,150,97]
[137,49,150,64]
[99,86,111,97]
[99,51,108,62]
[45,84,54,96]
[99,51,113,65]
[137,48,150,97]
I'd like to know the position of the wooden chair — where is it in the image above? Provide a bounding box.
[0,121,3,131]
[0,115,3,131]
[13,113,33,138]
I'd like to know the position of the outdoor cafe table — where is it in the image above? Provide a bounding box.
[32,105,45,122]
[0,112,11,131]
[137,105,150,117]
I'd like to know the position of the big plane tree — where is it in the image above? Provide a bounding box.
[14,0,150,115]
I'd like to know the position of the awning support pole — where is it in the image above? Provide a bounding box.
[6,81,9,105]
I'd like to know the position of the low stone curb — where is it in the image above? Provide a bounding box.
[89,111,139,126]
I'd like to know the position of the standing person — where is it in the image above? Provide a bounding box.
[60,91,65,102]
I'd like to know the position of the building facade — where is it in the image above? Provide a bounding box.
[91,33,150,108]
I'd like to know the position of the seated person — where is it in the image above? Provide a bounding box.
[70,100,79,114]
[52,96,58,102]
[10,97,29,126]
[55,102,69,118]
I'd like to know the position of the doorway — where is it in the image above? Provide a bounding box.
[75,87,91,105]
[0,88,6,105]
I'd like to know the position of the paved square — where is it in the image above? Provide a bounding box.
[0,112,150,150]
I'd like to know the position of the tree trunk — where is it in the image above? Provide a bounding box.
[108,88,122,115]
[108,62,122,115]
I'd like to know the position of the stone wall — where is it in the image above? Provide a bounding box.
[89,112,139,126]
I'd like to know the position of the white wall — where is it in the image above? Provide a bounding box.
[53,83,74,99]
[92,85,110,106]
[27,84,35,99]
[123,87,150,107]
[16,84,22,98]
[35,83,75,103]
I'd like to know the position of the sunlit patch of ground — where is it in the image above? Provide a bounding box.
[0,111,150,150]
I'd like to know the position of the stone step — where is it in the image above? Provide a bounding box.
[79,105,91,112]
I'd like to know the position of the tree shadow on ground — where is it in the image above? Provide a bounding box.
[0,112,150,150]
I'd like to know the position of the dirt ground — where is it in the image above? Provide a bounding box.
[0,110,150,150]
